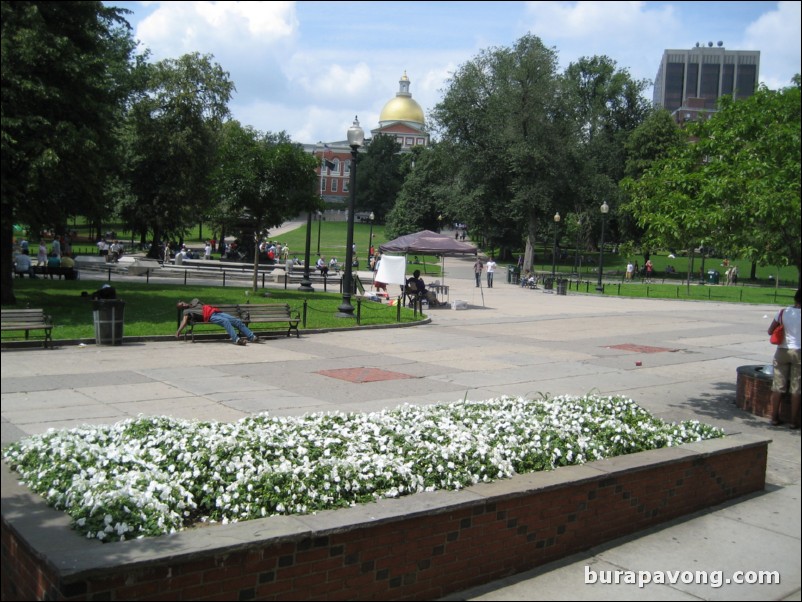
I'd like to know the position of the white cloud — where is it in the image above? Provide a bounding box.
[287,61,374,101]
[523,1,680,81]
[121,1,801,144]
[525,0,676,38]
[136,1,298,60]
[744,0,801,89]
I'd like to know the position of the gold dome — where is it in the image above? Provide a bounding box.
[379,72,424,125]
[379,96,425,124]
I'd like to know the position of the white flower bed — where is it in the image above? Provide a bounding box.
[3,395,723,542]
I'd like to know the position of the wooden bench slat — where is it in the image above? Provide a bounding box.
[1,309,53,348]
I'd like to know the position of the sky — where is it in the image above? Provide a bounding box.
[107,1,801,144]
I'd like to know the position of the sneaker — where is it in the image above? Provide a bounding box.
[249,335,262,343]
[235,338,247,346]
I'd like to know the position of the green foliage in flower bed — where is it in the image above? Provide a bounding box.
[3,394,724,542]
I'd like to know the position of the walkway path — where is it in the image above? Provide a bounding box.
[1,227,800,601]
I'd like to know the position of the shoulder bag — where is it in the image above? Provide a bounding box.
[770,309,785,345]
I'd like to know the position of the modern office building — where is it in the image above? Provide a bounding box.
[653,43,760,123]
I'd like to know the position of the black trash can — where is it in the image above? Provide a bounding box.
[93,299,125,345]
[707,270,720,285]
[544,277,554,290]
[556,278,568,295]
[507,266,520,285]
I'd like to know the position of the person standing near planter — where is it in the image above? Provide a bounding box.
[768,288,801,427]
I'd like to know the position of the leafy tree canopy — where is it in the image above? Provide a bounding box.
[1,0,136,303]
[623,79,801,283]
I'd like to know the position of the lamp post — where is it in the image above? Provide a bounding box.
[551,212,560,279]
[316,209,323,255]
[298,210,314,292]
[336,116,364,318]
[367,211,375,260]
[596,201,609,291]
[573,215,582,275]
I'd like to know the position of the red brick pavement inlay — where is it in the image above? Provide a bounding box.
[606,343,677,353]
[316,367,416,383]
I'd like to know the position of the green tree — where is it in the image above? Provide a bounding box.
[559,56,651,258]
[624,109,685,179]
[385,144,454,239]
[355,134,403,222]
[211,121,318,290]
[120,52,234,258]
[431,34,563,263]
[1,1,136,304]
[618,108,687,255]
[623,79,801,286]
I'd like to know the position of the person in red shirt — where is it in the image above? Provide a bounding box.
[176,299,260,345]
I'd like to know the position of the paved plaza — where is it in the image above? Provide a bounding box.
[1,250,800,600]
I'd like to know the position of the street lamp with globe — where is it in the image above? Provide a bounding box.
[336,117,364,317]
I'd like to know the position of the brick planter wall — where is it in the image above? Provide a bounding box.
[736,365,791,422]
[2,435,768,601]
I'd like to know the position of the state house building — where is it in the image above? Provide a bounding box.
[307,72,429,203]
[653,42,760,124]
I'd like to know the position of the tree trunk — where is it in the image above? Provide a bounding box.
[252,230,260,293]
[1,219,17,305]
[147,226,163,259]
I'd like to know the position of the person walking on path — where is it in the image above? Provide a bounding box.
[768,288,801,428]
[473,258,483,288]
[486,257,497,288]
[176,299,261,345]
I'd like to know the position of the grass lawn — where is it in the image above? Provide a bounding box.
[35,219,448,279]
[590,281,797,305]
[2,280,424,342]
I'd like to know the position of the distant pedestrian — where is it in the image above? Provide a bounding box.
[37,241,47,266]
[473,258,483,287]
[486,257,497,288]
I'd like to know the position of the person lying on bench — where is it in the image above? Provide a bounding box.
[176,299,261,345]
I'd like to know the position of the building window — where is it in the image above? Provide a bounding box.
[396,136,404,145]
[416,137,425,145]
[665,62,685,112]
[405,137,414,146]
[685,62,698,98]
[700,63,720,108]
[736,64,757,99]
[331,159,340,175]
[331,179,338,192]
[343,179,349,193]
[321,178,327,193]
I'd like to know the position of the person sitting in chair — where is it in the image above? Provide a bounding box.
[406,270,445,307]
